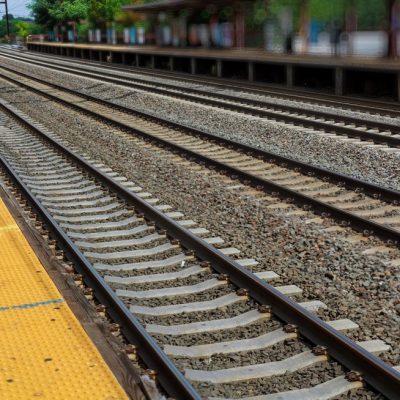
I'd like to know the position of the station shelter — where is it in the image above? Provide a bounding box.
[121,0,400,57]
[122,0,250,48]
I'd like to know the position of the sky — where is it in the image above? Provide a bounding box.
[1,0,31,19]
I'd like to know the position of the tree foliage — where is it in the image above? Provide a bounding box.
[49,0,89,23]
[87,0,125,26]
[29,0,59,28]
[247,0,390,31]
[0,15,41,39]
[15,21,30,38]
[29,0,130,28]
[26,0,394,32]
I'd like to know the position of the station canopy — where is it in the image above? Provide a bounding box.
[123,0,242,13]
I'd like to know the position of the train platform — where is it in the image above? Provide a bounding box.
[25,41,400,70]
[0,196,129,399]
[26,41,400,101]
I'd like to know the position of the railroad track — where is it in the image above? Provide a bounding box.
[3,45,400,118]
[1,67,400,246]
[1,48,400,148]
[1,95,399,399]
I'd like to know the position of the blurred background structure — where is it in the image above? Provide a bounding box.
[2,0,399,58]
[121,0,400,58]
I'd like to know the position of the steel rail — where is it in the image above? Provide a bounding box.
[8,45,400,118]
[1,51,399,144]
[0,112,201,400]
[0,65,398,202]
[1,99,399,399]
[1,67,400,245]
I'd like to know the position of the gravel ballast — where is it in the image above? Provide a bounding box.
[1,55,400,192]
[0,80,398,368]
[0,66,399,398]
[3,49,400,126]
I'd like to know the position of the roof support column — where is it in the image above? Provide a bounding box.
[190,58,196,74]
[397,71,400,101]
[345,0,357,56]
[299,0,310,53]
[335,67,344,96]
[388,0,399,58]
[286,64,293,87]
[248,62,254,81]
[216,59,222,78]
[234,5,245,48]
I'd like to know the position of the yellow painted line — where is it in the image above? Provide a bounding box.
[0,198,128,399]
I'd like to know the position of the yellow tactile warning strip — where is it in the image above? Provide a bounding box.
[0,198,129,399]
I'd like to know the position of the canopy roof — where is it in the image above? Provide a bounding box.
[123,0,201,12]
[123,0,244,13]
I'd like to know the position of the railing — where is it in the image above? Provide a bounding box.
[27,35,47,43]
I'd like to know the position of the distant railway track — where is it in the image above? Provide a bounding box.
[1,90,399,399]
[1,48,400,149]
[2,45,400,118]
[1,66,400,246]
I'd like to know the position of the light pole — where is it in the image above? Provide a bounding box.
[0,0,10,39]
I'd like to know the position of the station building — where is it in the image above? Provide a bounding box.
[28,0,400,101]
[121,0,399,57]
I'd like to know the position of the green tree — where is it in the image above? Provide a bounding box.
[309,0,346,23]
[29,0,59,28]
[87,0,130,27]
[49,0,89,23]
[355,0,387,30]
[15,20,30,39]
[0,15,41,40]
